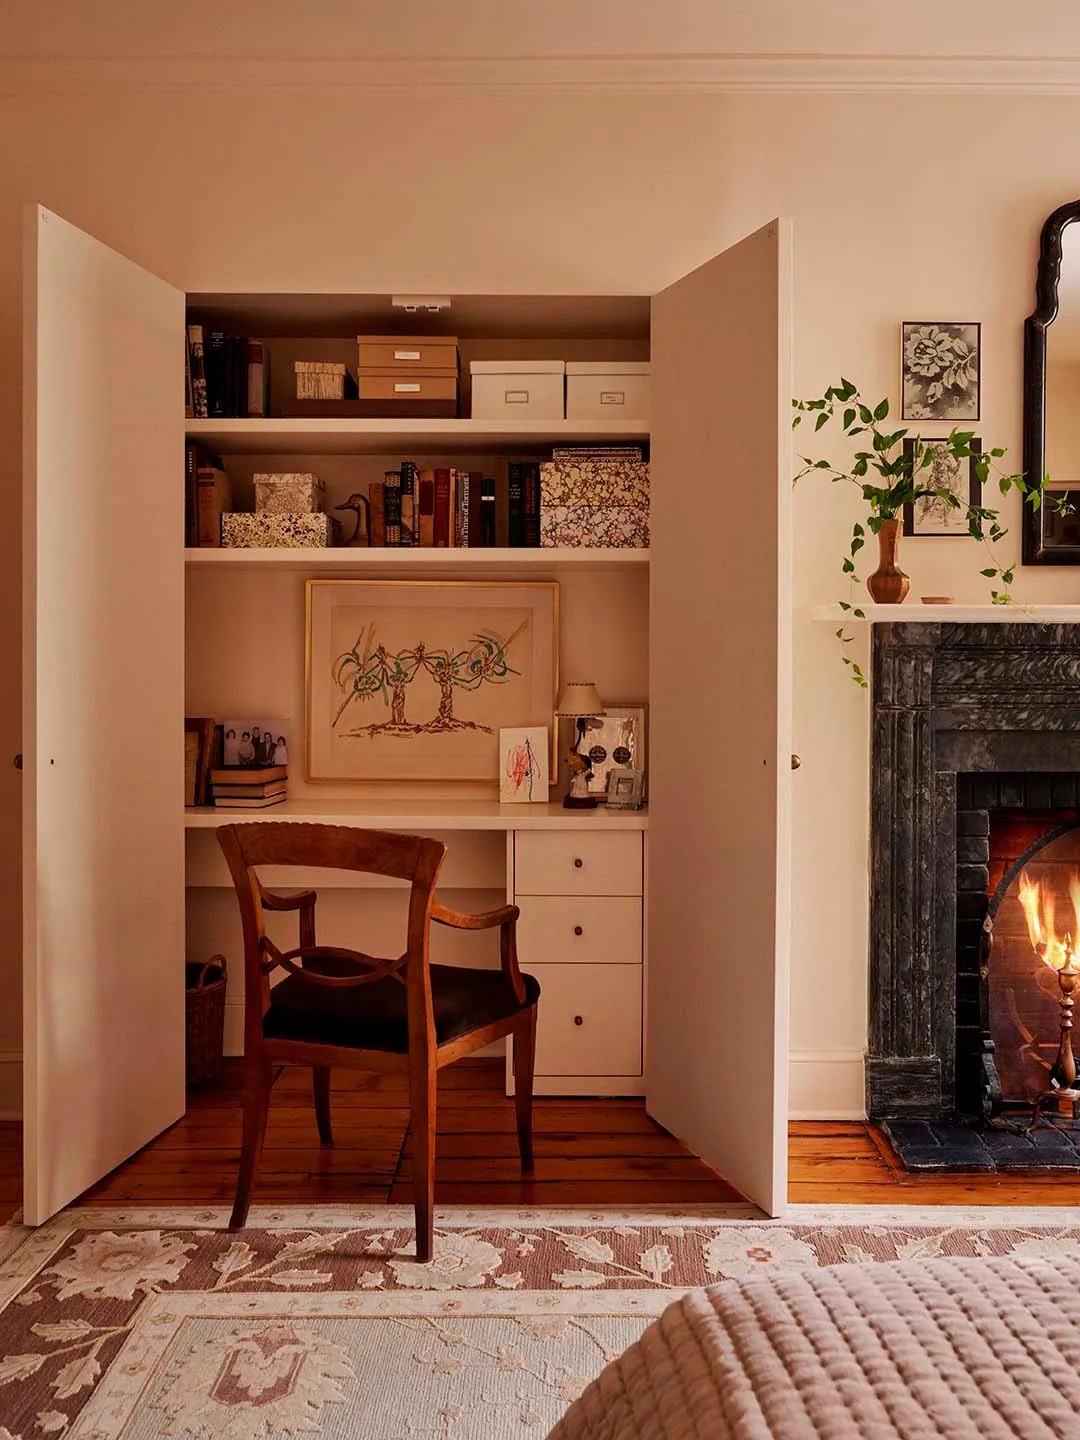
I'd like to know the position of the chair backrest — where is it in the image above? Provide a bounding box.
[216,822,447,1056]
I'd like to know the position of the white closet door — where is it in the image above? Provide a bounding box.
[23,206,186,1223]
[647,219,793,1216]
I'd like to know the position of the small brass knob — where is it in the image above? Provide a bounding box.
[791,754,802,770]
[574,925,583,936]
[573,1015,584,1026]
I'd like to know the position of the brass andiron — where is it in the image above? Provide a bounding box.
[1031,937,1080,1129]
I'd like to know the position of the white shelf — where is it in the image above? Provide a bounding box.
[813,603,1080,623]
[184,799,649,831]
[185,546,647,575]
[186,417,649,456]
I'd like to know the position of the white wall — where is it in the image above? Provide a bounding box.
[3,78,1080,1118]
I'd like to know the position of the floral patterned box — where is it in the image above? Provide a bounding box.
[540,458,649,508]
[221,512,337,548]
[540,505,649,548]
[253,472,325,514]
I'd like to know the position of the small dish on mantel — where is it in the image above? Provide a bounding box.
[920,596,955,604]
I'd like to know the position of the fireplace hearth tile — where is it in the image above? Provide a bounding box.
[882,1116,1080,1171]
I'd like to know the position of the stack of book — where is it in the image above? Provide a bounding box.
[368,461,542,548]
[210,766,288,809]
[186,324,269,419]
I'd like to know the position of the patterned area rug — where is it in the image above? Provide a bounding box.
[2,1204,1079,1439]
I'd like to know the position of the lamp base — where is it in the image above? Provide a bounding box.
[563,793,599,809]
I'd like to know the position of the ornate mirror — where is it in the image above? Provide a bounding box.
[1024,200,1080,563]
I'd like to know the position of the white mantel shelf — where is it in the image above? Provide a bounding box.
[812,604,1080,623]
[185,799,649,831]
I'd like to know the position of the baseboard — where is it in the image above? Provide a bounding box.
[0,1050,22,1121]
[789,1050,866,1120]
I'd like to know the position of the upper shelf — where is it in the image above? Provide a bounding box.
[185,417,650,456]
[813,603,1080,623]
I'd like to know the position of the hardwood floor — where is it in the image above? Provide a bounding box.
[1,1059,1077,1221]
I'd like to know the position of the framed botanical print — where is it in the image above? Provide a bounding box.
[306,580,558,782]
[902,438,982,537]
[901,321,980,421]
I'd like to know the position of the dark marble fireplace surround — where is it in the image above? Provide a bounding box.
[869,622,1080,1168]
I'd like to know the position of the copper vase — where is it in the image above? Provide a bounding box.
[866,518,909,604]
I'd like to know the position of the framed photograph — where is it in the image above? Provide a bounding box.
[902,438,982,536]
[184,716,215,807]
[901,321,980,421]
[221,719,291,769]
[306,580,559,783]
[579,705,646,799]
[605,767,644,811]
[499,725,551,803]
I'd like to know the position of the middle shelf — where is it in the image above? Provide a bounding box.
[186,546,649,575]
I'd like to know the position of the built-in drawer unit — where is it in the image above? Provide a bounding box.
[517,895,642,967]
[514,830,642,897]
[526,962,643,1076]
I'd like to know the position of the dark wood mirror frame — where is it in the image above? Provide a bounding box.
[1024,198,1080,564]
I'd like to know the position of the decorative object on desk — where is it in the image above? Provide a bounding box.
[336,491,371,547]
[253,472,325,514]
[294,360,347,401]
[920,595,955,604]
[793,379,1049,686]
[540,452,649,548]
[221,512,337,548]
[499,725,550,803]
[183,716,216,807]
[307,580,558,783]
[582,705,646,799]
[557,682,605,810]
[605,766,645,811]
[902,439,982,536]
[901,321,980,421]
[221,719,290,769]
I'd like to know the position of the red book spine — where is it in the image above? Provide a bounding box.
[433,468,452,547]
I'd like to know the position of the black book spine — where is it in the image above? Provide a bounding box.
[480,476,496,547]
[231,337,247,418]
[205,331,226,417]
[384,470,402,546]
[507,462,525,547]
[523,462,541,547]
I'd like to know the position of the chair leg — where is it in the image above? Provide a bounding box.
[408,1058,437,1263]
[313,1065,333,1145]
[514,1007,537,1173]
[230,1058,273,1230]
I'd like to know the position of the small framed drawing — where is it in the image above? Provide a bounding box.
[581,705,646,799]
[902,438,982,537]
[901,321,980,421]
[184,716,215,807]
[605,767,644,811]
[499,726,550,803]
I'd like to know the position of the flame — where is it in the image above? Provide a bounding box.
[1018,869,1080,971]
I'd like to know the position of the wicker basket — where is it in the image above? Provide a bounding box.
[185,955,227,1087]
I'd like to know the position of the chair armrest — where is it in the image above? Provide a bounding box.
[431,901,526,1005]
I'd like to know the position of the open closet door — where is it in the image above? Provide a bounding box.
[647,219,793,1216]
[23,207,186,1223]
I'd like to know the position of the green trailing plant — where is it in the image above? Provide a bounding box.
[792,379,1057,687]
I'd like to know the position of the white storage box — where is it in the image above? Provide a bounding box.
[565,361,650,422]
[470,360,565,421]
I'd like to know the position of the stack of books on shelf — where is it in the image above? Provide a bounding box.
[185,442,232,547]
[186,324,268,419]
[209,766,288,809]
[369,461,543,548]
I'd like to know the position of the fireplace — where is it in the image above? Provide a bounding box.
[868,622,1080,1170]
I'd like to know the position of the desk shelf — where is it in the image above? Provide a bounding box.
[184,799,649,831]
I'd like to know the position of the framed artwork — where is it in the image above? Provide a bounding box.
[580,705,646,799]
[901,321,981,421]
[499,726,550,803]
[306,580,558,782]
[221,718,291,769]
[184,716,215,807]
[605,767,644,810]
[902,438,982,536]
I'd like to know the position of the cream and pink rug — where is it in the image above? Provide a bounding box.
[1,1204,1078,1439]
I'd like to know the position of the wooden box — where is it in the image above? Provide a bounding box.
[470,360,565,420]
[566,361,650,422]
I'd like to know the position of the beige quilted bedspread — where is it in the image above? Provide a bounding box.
[548,1255,1080,1439]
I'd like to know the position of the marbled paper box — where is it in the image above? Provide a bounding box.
[253,472,325,514]
[539,458,650,508]
[540,506,649,548]
[221,512,338,548]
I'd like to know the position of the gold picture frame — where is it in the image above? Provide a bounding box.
[305,580,559,783]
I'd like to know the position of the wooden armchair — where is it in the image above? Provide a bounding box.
[217,822,539,1259]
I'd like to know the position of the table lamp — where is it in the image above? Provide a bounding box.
[557,682,605,809]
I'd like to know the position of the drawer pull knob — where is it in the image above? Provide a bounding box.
[573,1014,584,1026]
[573,858,584,869]
[573,925,583,936]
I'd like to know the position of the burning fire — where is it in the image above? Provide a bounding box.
[1018,870,1080,972]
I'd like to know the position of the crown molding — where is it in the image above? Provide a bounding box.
[2,53,1080,97]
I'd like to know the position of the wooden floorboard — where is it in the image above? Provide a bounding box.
[2,1060,1079,1222]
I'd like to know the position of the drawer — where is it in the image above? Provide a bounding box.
[527,962,642,1076]
[357,336,458,373]
[517,895,641,966]
[357,373,458,402]
[514,830,642,896]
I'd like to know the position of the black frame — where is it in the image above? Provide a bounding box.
[901,438,982,536]
[901,321,981,422]
[1023,199,1080,564]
